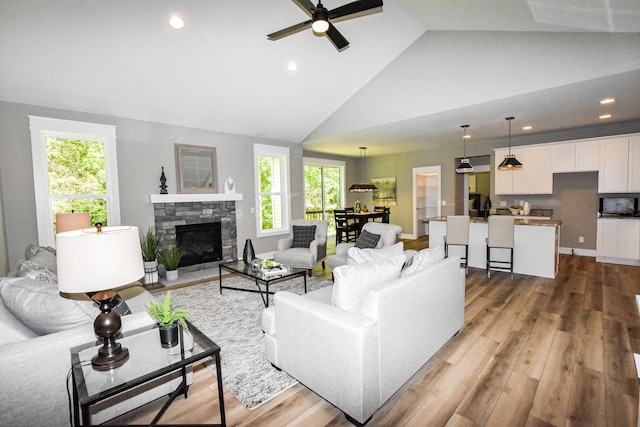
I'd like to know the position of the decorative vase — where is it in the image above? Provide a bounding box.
[243,239,255,264]
[165,269,179,281]
[224,176,236,194]
[158,324,178,348]
[143,260,159,284]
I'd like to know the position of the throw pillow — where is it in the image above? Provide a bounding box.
[354,229,380,249]
[24,245,58,274]
[17,260,58,283]
[401,245,445,277]
[331,254,405,313]
[0,277,97,335]
[347,242,405,265]
[291,225,316,248]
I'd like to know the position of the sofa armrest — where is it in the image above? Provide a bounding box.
[276,237,293,252]
[270,291,381,422]
[335,242,355,256]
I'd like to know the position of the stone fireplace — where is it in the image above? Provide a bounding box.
[151,194,242,273]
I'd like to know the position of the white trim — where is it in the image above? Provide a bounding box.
[303,157,346,167]
[29,116,120,247]
[149,193,243,203]
[254,144,291,238]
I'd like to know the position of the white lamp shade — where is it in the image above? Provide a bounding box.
[56,226,144,293]
[56,212,91,233]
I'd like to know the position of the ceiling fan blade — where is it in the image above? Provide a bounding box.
[329,0,383,20]
[325,23,349,51]
[292,0,316,17]
[267,20,312,40]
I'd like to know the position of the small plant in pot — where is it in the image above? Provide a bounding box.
[140,227,160,284]
[159,244,183,282]
[147,291,191,348]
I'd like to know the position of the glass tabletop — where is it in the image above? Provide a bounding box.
[71,321,219,405]
[220,260,306,282]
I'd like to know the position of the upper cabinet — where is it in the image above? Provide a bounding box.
[598,135,640,193]
[496,133,640,195]
[495,145,552,195]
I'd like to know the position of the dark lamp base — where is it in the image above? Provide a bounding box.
[91,289,129,371]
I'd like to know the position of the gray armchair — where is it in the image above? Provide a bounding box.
[274,220,328,276]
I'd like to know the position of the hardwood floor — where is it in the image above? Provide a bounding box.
[112,237,640,426]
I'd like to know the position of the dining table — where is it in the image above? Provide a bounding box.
[346,211,384,231]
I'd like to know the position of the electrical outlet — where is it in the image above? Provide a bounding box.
[579,236,584,243]
[500,201,507,207]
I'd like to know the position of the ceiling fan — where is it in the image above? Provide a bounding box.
[267,0,383,51]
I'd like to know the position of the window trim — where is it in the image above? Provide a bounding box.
[29,116,121,247]
[254,143,290,238]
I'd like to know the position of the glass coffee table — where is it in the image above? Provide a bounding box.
[70,320,225,426]
[218,260,307,307]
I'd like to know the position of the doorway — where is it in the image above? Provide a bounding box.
[413,166,441,239]
[303,158,345,236]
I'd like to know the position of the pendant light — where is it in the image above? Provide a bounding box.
[498,116,523,170]
[349,147,377,192]
[456,124,474,173]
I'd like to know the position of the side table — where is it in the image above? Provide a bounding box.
[70,320,225,426]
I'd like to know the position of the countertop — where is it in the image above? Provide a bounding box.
[429,217,562,227]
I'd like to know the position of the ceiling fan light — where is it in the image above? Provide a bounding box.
[456,158,475,173]
[312,17,329,33]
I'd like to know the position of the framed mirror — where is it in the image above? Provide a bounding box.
[175,144,218,193]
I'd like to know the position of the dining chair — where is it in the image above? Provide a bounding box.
[334,209,358,244]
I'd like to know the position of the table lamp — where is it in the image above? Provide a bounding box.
[56,211,91,233]
[57,224,144,371]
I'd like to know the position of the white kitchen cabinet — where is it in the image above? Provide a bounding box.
[551,143,576,173]
[495,145,552,195]
[599,137,629,192]
[629,136,640,192]
[596,218,640,266]
[575,140,599,171]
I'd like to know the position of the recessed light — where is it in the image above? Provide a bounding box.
[599,114,612,119]
[600,98,616,104]
[287,62,298,72]
[522,125,533,131]
[169,14,185,30]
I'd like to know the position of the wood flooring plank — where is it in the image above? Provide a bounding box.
[457,331,529,425]
[576,308,605,373]
[515,311,562,380]
[529,330,578,425]
[603,318,637,380]
[510,291,549,334]
[566,366,606,426]
[481,284,534,341]
[485,371,538,427]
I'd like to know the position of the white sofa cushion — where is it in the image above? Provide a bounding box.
[0,277,96,335]
[347,242,404,265]
[401,246,445,277]
[331,254,405,313]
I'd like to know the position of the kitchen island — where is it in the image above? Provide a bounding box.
[429,217,561,279]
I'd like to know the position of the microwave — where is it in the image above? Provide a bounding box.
[599,197,638,216]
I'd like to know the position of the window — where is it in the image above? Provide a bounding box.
[29,116,121,247]
[303,157,345,233]
[254,144,290,237]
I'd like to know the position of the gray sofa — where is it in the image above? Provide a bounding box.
[0,246,186,426]
[263,249,465,424]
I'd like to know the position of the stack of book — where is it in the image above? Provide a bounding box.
[259,259,287,277]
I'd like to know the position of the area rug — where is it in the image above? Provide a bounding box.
[168,274,332,409]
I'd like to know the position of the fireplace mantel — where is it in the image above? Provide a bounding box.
[149,193,243,204]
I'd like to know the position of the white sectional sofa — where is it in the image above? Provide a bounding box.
[0,246,187,426]
[263,250,465,425]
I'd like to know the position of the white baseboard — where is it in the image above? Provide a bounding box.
[559,247,596,257]
[400,233,416,240]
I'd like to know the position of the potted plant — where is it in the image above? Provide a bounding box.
[159,244,183,281]
[147,291,191,348]
[140,226,160,284]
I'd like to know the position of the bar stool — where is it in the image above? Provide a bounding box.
[486,216,515,279]
[444,215,470,274]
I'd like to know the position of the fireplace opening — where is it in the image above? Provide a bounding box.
[175,222,222,267]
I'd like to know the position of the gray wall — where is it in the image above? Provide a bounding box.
[0,101,304,269]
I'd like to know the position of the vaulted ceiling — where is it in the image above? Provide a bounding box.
[1,0,639,157]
